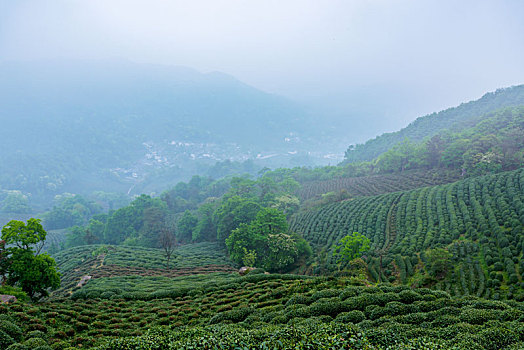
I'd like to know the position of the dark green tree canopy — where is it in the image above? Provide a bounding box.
[226,207,310,272]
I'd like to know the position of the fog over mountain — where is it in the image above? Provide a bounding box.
[2,1,524,140]
[1,59,350,206]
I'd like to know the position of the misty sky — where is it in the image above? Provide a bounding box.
[1,0,524,137]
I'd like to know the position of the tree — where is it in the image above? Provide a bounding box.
[425,134,446,168]
[425,247,452,278]
[177,210,198,243]
[139,206,168,247]
[249,207,288,237]
[1,218,47,254]
[1,218,60,300]
[272,194,300,216]
[333,232,371,265]
[160,227,177,269]
[6,249,60,300]
[104,194,167,246]
[193,201,219,242]
[242,247,257,267]
[214,196,261,244]
[1,192,32,213]
[265,233,298,271]
[43,194,102,230]
[0,240,8,284]
[225,208,308,272]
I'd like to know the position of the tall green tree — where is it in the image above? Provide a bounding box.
[214,196,261,244]
[226,208,309,272]
[6,249,60,300]
[193,201,219,242]
[333,232,371,264]
[0,192,32,213]
[1,218,47,254]
[1,219,60,300]
[177,210,198,243]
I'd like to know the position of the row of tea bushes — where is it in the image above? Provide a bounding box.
[50,242,235,297]
[53,242,232,274]
[96,321,524,350]
[297,169,460,201]
[290,168,524,298]
[2,275,523,349]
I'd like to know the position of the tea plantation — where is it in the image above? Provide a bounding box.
[290,168,524,299]
[2,165,523,349]
[1,274,524,349]
[297,169,460,201]
[51,243,235,297]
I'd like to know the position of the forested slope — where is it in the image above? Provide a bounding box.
[344,84,524,163]
[290,167,524,299]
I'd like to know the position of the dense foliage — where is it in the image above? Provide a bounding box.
[371,107,524,175]
[41,195,104,230]
[226,208,311,271]
[0,219,60,300]
[344,85,524,163]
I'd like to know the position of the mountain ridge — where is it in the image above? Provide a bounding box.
[343,84,524,163]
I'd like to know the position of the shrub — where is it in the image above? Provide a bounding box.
[459,308,498,325]
[27,330,47,339]
[0,329,15,349]
[6,344,28,350]
[479,327,519,350]
[398,290,421,304]
[209,307,254,324]
[334,310,365,324]
[308,300,347,317]
[285,294,310,306]
[0,286,29,302]
[0,320,23,341]
[23,337,47,348]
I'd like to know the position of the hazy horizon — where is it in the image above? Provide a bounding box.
[2,0,524,138]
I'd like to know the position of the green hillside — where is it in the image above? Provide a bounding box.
[3,85,524,349]
[290,167,524,299]
[344,85,524,163]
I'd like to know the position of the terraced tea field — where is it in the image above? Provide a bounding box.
[290,168,524,299]
[297,169,460,201]
[51,242,236,297]
[1,274,523,349]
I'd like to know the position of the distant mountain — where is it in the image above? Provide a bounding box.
[0,60,319,204]
[343,84,524,163]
